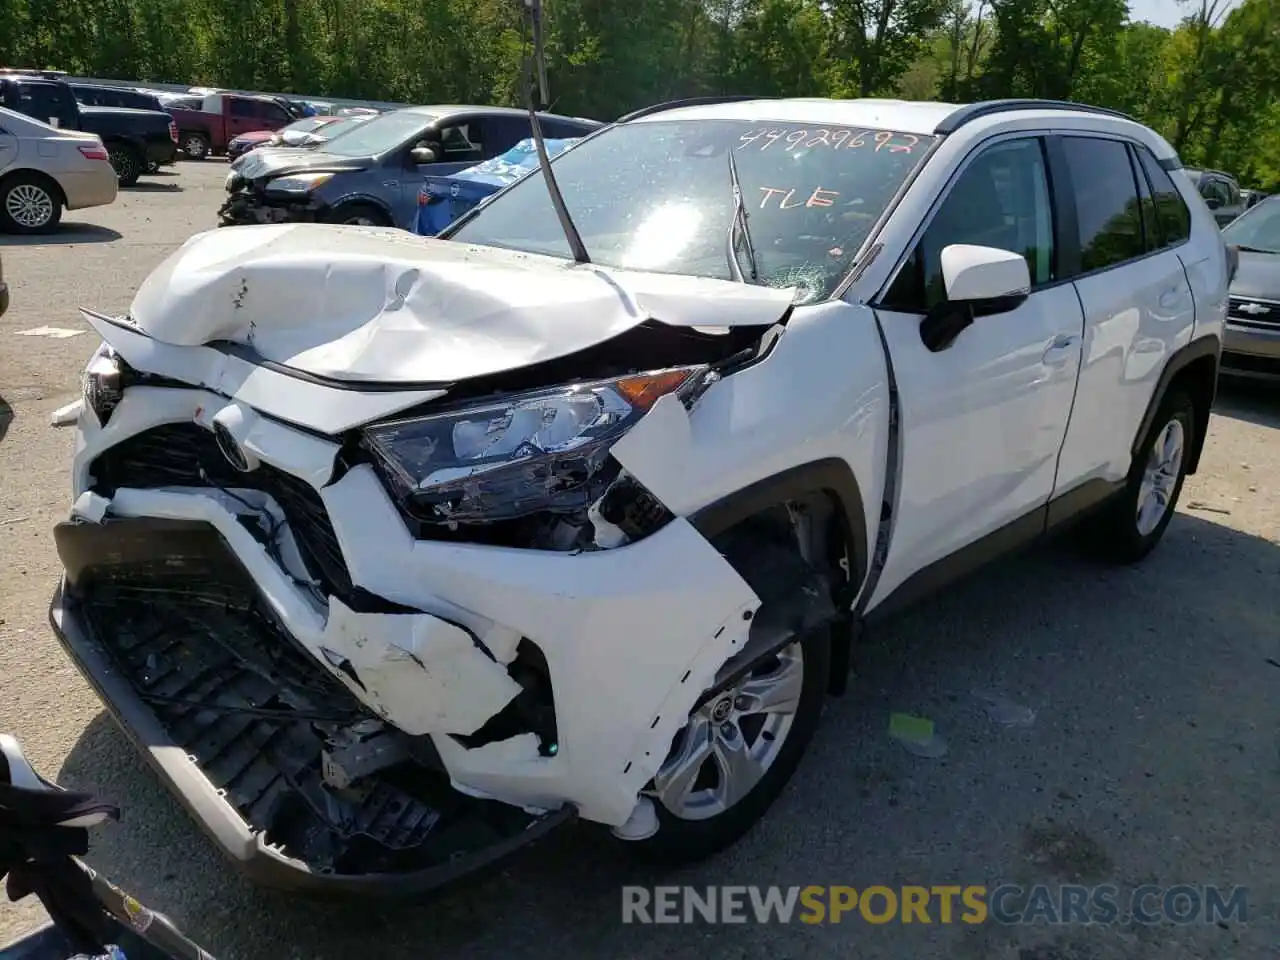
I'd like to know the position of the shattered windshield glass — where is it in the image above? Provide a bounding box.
[448,119,936,304]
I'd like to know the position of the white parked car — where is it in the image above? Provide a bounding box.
[49,96,1229,895]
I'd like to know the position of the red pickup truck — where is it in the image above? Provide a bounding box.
[166,93,303,160]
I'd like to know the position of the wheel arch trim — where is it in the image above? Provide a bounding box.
[1131,334,1221,474]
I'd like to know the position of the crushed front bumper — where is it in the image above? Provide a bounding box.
[218,192,318,226]
[49,516,574,896]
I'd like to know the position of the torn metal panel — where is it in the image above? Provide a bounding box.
[71,386,341,501]
[123,224,795,385]
[80,311,445,435]
[612,300,891,555]
[322,597,522,737]
[97,484,522,741]
[322,463,762,826]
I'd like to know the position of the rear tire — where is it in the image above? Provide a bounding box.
[624,627,831,864]
[107,143,143,187]
[0,173,63,234]
[181,133,209,161]
[325,202,390,227]
[1079,390,1195,563]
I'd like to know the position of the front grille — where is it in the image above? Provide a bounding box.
[91,423,358,606]
[1228,296,1280,328]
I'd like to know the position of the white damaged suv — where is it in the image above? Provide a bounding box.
[50,96,1230,894]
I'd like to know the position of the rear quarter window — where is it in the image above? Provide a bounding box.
[1134,147,1192,246]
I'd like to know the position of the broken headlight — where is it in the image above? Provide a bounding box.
[362,366,706,525]
[82,342,125,425]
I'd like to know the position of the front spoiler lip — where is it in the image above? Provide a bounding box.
[47,519,575,897]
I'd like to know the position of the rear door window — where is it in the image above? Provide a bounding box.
[1060,136,1145,274]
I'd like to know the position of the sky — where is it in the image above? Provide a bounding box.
[1126,0,1241,27]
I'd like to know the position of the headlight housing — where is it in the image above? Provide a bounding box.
[82,342,125,426]
[362,366,708,526]
[265,171,335,194]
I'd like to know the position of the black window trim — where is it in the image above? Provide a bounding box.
[1048,131,1191,285]
[870,130,1068,313]
[872,128,1194,312]
[1130,140,1191,252]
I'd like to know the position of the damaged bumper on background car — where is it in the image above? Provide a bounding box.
[218,191,319,226]
[46,224,832,894]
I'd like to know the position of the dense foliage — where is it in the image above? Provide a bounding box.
[2,0,1278,187]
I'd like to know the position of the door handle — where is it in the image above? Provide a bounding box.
[1042,333,1079,365]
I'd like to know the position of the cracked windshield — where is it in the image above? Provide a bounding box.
[450,120,935,304]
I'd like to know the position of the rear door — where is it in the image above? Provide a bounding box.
[1052,135,1197,495]
[226,98,264,138]
[481,115,534,158]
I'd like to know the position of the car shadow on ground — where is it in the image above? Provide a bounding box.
[0,224,122,246]
[0,397,11,444]
[53,512,1279,960]
[1213,376,1280,429]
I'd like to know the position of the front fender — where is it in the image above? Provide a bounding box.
[609,299,891,605]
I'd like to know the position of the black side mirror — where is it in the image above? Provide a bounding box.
[1204,196,1223,210]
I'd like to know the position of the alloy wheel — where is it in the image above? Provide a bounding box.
[1135,418,1185,536]
[4,183,54,229]
[651,642,804,821]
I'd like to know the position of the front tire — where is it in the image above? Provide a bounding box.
[626,629,830,863]
[325,202,390,227]
[0,173,62,233]
[1080,390,1195,563]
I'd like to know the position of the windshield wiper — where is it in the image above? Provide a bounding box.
[725,147,760,284]
[1233,244,1275,254]
[517,0,590,264]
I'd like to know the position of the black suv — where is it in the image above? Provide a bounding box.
[0,76,177,185]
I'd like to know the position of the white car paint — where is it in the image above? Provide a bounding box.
[54,97,1229,875]
[127,223,796,384]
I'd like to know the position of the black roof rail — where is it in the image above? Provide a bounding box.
[934,99,1137,135]
[616,95,774,124]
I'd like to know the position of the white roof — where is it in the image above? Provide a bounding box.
[630,98,1163,149]
[631,98,962,135]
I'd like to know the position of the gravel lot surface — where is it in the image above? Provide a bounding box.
[0,162,1276,960]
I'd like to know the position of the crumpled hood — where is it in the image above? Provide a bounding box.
[233,148,365,179]
[126,223,796,384]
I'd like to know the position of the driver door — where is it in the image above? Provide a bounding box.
[864,135,1086,610]
[397,120,486,227]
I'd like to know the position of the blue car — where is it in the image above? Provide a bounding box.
[414,136,580,236]
[219,106,600,229]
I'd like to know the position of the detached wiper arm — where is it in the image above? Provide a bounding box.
[725,148,760,283]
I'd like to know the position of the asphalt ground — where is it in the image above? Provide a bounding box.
[0,161,1276,959]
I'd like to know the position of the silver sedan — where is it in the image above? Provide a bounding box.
[0,106,118,233]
